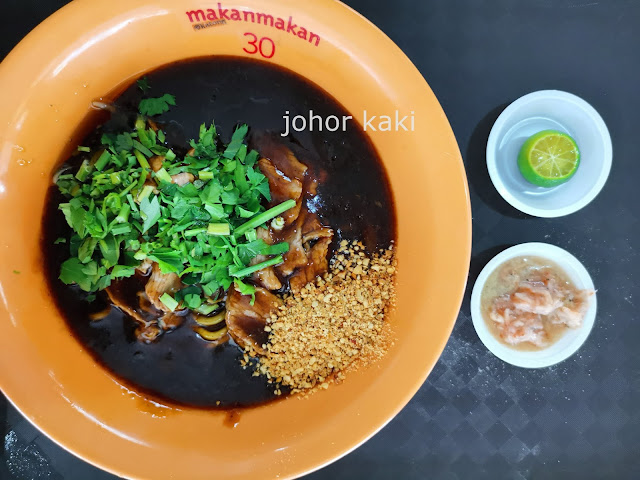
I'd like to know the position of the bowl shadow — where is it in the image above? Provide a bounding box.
[460,244,513,317]
[466,104,532,220]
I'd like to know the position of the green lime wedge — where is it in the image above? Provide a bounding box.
[517,130,580,187]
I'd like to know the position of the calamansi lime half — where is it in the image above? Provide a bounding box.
[517,130,580,188]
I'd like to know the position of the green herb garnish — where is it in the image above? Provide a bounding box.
[55,97,292,308]
[138,93,176,116]
[137,77,150,92]
[159,293,179,312]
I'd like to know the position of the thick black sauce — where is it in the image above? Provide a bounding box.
[42,57,396,409]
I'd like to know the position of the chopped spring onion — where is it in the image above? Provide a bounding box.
[159,293,179,312]
[165,149,176,161]
[198,170,214,181]
[54,106,282,295]
[94,150,111,171]
[271,216,285,231]
[183,228,206,237]
[115,204,131,224]
[207,223,231,236]
[155,167,172,184]
[134,116,146,130]
[234,200,296,237]
[229,255,283,278]
[195,303,221,315]
[133,149,150,169]
[75,159,93,181]
[137,184,155,202]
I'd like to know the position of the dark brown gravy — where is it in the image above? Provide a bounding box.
[42,56,396,409]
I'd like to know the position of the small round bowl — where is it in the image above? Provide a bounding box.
[470,243,597,368]
[487,90,612,217]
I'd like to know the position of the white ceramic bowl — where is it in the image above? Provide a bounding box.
[487,90,612,217]
[470,243,597,368]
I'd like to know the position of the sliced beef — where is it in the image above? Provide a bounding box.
[252,266,283,291]
[275,216,308,277]
[289,237,332,292]
[301,213,333,244]
[145,262,183,313]
[251,227,283,291]
[159,312,186,331]
[106,286,151,328]
[149,155,164,172]
[106,281,163,343]
[255,136,308,227]
[171,172,194,186]
[258,157,303,226]
[255,134,308,180]
[225,284,283,354]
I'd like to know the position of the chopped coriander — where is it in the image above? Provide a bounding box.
[77,146,91,153]
[12,270,20,274]
[139,93,176,116]
[183,227,206,237]
[60,257,95,291]
[183,293,202,309]
[223,125,249,159]
[110,265,135,278]
[115,133,134,152]
[149,251,183,274]
[137,76,151,92]
[140,195,161,233]
[54,112,286,296]
[234,279,256,302]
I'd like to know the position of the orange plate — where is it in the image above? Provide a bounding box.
[0,1,471,479]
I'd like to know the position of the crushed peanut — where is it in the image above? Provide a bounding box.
[248,240,396,395]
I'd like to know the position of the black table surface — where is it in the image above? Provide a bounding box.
[2,1,639,479]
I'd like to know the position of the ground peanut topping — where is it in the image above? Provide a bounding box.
[250,240,396,394]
